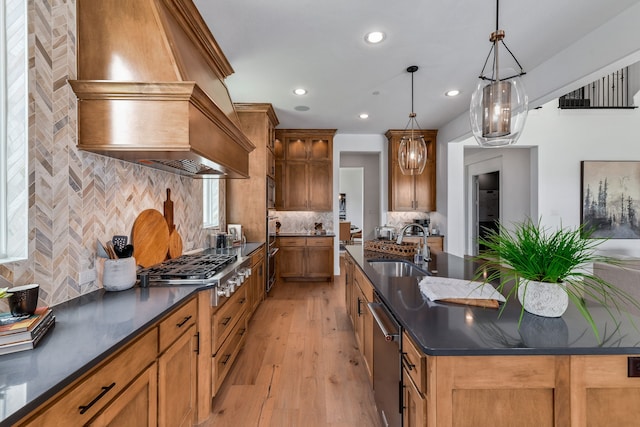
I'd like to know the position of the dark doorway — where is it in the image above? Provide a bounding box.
[476,171,500,252]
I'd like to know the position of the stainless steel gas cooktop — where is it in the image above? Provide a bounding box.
[137,253,236,282]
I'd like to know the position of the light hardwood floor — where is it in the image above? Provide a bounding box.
[204,272,382,427]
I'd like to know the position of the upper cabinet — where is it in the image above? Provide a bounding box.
[275,129,336,211]
[228,103,279,240]
[386,129,437,212]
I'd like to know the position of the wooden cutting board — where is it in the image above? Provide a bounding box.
[168,228,183,259]
[132,209,170,267]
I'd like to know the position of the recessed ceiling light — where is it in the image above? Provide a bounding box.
[359,113,369,119]
[364,31,385,44]
[293,88,307,95]
[445,89,460,97]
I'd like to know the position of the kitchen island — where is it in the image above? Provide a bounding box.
[345,245,640,427]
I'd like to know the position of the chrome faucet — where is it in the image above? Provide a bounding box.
[396,224,431,261]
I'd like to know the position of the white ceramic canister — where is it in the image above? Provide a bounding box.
[102,257,137,291]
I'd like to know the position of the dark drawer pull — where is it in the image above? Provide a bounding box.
[78,382,116,414]
[239,328,246,336]
[402,353,415,371]
[221,316,232,326]
[176,315,192,327]
[221,354,231,365]
[239,298,246,305]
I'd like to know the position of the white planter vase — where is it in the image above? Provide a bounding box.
[517,279,569,318]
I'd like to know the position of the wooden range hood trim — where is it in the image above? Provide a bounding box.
[69,80,255,178]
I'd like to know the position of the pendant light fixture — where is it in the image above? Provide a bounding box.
[399,66,427,175]
[469,0,528,147]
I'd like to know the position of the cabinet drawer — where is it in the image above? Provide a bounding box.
[212,312,248,396]
[306,237,333,247]
[159,297,197,353]
[22,329,157,426]
[402,331,427,395]
[212,287,248,352]
[251,247,265,264]
[354,267,374,302]
[278,237,306,247]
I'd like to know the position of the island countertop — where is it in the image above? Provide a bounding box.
[346,245,640,356]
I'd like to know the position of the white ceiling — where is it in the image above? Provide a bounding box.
[194,0,640,138]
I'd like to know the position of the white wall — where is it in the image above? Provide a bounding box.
[339,168,364,229]
[333,134,388,272]
[447,100,640,257]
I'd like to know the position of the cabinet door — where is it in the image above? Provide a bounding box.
[309,138,331,160]
[88,363,158,427]
[285,162,308,210]
[402,369,427,427]
[158,324,197,427]
[391,162,416,211]
[285,137,308,160]
[279,245,306,278]
[414,135,437,211]
[306,246,333,279]
[308,161,332,211]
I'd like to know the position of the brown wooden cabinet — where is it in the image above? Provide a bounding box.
[211,286,248,396]
[157,324,197,427]
[386,129,437,212]
[399,330,640,427]
[248,246,265,316]
[87,363,158,427]
[277,236,334,281]
[274,129,335,211]
[345,252,374,385]
[18,330,158,427]
[228,104,279,241]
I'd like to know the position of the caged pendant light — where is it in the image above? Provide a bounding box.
[399,66,427,175]
[469,0,528,147]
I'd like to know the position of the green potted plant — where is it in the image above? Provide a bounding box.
[475,218,640,341]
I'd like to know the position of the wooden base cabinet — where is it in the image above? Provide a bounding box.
[88,363,158,427]
[158,324,197,427]
[401,330,640,427]
[402,369,427,427]
[347,257,374,384]
[277,236,334,281]
[17,297,202,427]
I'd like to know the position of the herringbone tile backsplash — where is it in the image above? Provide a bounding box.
[0,0,210,307]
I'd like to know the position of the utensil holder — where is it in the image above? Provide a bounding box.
[101,257,137,291]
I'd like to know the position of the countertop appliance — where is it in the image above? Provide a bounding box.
[137,250,252,306]
[368,292,402,427]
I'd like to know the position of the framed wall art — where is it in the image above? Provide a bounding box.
[581,160,640,239]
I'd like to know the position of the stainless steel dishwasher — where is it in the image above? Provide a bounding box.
[368,293,402,427]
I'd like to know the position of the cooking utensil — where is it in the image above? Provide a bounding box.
[105,241,118,259]
[96,239,109,258]
[163,189,182,259]
[132,209,170,267]
[112,235,128,252]
[163,188,175,233]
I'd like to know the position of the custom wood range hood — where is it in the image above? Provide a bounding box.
[68,0,255,178]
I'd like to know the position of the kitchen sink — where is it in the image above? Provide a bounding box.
[367,259,429,277]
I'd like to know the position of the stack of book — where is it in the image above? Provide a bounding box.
[0,307,55,355]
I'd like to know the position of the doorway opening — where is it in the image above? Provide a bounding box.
[474,171,500,254]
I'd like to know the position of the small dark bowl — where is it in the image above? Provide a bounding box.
[8,284,40,317]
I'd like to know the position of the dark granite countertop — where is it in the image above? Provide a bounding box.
[0,242,264,426]
[346,245,640,356]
